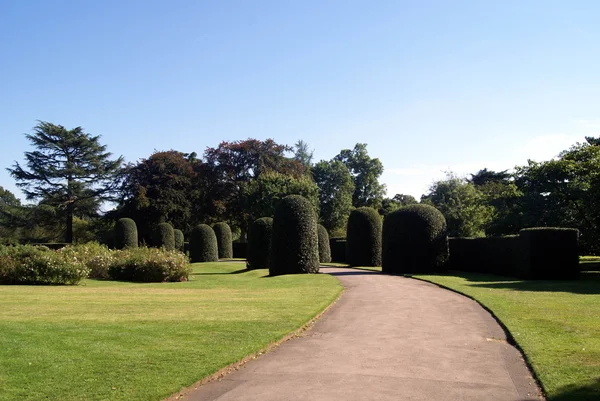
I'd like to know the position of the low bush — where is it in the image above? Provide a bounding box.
[154,222,175,250]
[174,229,185,252]
[213,222,233,259]
[247,217,273,269]
[189,224,218,263]
[108,247,191,282]
[346,207,382,267]
[114,218,138,249]
[317,224,331,263]
[0,244,89,285]
[518,228,579,280]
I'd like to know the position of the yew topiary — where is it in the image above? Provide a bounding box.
[154,222,175,251]
[213,222,233,259]
[317,224,332,263]
[382,204,448,274]
[189,224,218,263]
[247,217,273,270]
[114,218,138,249]
[270,195,319,275]
[346,207,382,267]
[173,229,185,252]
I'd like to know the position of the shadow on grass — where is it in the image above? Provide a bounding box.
[550,378,600,401]
[191,268,249,276]
[457,271,600,295]
[325,270,380,276]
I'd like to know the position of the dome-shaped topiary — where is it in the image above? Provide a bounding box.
[173,229,185,252]
[153,222,175,250]
[247,217,273,270]
[189,224,218,263]
[382,204,448,274]
[317,224,332,263]
[114,218,138,249]
[212,222,233,259]
[346,207,382,267]
[270,195,319,275]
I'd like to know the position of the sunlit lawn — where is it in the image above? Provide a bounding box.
[413,271,600,401]
[0,262,342,401]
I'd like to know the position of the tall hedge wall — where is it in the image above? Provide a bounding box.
[329,237,347,263]
[270,195,320,275]
[189,224,218,263]
[346,207,382,267]
[382,204,448,274]
[518,227,579,280]
[114,218,138,249]
[317,224,332,263]
[247,217,273,270]
[448,236,519,277]
[213,222,233,259]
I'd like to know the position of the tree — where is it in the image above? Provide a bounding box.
[8,122,124,243]
[334,143,386,208]
[312,159,354,234]
[421,172,493,237]
[379,193,418,216]
[293,140,314,171]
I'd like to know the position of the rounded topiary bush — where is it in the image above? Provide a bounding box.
[154,222,175,251]
[213,222,233,259]
[173,229,185,252]
[317,224,332,263]
[346,207,382,267]
[382,204,448,274]
[189,224,218,263]
[247,217,273,270]
[270,195,319,276]
[114,218,138,249]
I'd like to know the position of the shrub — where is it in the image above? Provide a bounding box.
[448,236,520,277]
[247,217,273,269]
[270,195,319,275]
[382,204,448,274]
[173,229,185,252]
[108,247,191,282]
[66,242,114,279]
[153,222,175,250]
[232,242,247,259]
[346,207,382,267]
[518,228,579,280]
[0,244,89,285]
[189,224,218,263]
[213,222,233,259]
[317,224,331,263]
[114,218,138,249]
[329,237,347,263]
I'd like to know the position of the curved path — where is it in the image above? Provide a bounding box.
[174,267,542,401]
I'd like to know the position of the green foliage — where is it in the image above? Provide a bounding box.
[312,159,354,233]
[317,224,331,263]
[448,236,520,277]
[242,171,319,223]
[293,139,314,172]
[270,195,320,275]
[334,143,386,208]
[0,244,89,285]
[107,247,191,282]
[189,224,218,263]
[378,193,418,217]
[173,229,185,252]
[247,217,273,269]
[329,238,347,263]
[421,172,493,237]
[8,121,124,243]
[212,222,233,258]
[518,228,579,280]
[346,207,382,267]
[382,204,448,274]
[153,222,175,250]
[114,218,138,249]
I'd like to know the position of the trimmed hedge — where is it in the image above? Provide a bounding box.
[518,227,579,280]
[232,242,247,259]
[189,224,218,263]
[448,236,520,277]
[346,207,382,267]
[173,229,185,252]
[247,217,273,270]
[114,218,138,249]
[213,222,233,259]
[270,195,320,275]
[317,224,331,263]
[382,204,448,274]
[153,222,175,251]
[329,237,347,263]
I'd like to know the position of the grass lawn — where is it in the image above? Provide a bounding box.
[413,271,600,401]
[0,262,342,401]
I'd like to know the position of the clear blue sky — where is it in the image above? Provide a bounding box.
[2,0,599,202]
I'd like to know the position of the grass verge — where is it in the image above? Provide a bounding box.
[0,262,342,401]
[413,271,600,401]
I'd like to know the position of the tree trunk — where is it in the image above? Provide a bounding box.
[65,202,74,243]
